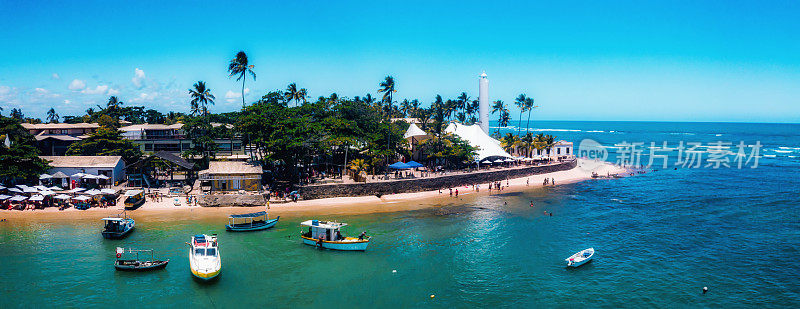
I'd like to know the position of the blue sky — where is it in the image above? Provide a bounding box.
[1,0,798,123]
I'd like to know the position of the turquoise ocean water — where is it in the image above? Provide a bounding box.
[1,121,799,308]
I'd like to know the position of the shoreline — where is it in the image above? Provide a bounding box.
[0,159,627,222]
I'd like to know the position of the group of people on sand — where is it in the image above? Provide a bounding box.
[543,178,556,186]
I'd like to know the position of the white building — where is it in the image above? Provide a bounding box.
[478,72,489,134]
[40,156,126,186]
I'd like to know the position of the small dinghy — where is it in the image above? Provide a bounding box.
[226,211,279,232]
[566,248,594,267]
[114,248,169,271]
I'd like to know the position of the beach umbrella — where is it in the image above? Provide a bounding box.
[33,185,48,191]
[68,188,86,194]
[21,187,38,193]
[53,194,71,200]
[48,186,63,191]
[493,159,505,163]
[8,188,23,193]
[84,189,102,196]
[70,173,85,178]
[72,195,91,201]
[0,194,11,200]
[29,195,45,201]
[9,195,27,202]
[95,175,110,180]
[0,185,5,190]
[39,190,56,196]
[388,161,412,170]
[504,158,515,162]
[51,171,68,178]
[39,173,52,180]
[100,188,117,195]
[82,174,98,180]
[406,161,424,168]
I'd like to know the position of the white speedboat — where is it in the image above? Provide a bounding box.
[189,234,221,280]
[300,220,370,251]
[566,248,594,267]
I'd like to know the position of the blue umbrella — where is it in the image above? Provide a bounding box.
[406,161,424,168]
[388,161,412,169]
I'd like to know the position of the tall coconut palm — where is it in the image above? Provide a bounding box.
[189,81,215,117]
[514,94,528,136]
[491,100,509,136]
[457,92,470,116]
[227,51,256,108]
[284,83,299,106]
[46,107,59,123]
[378,76,396,117]
[525,97,539,133]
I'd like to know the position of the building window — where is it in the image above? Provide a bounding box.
[154,143,180,151]
[144,144,154,151]
[567,148,570,154]
[233,143,242,151]
[557,148,561,154]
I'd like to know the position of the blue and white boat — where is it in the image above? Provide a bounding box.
[300,220,370,251]
[566,248,594,267]
[101,212,135,239]
[225,211,279,232]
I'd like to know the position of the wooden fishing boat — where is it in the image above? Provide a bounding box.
[300,220,370,251]
[114,247,168,271]
[101,212,135,239]
[124,190,145,210]
[226,211,279,232]
[189,234,221,280]
[566,247,594,267]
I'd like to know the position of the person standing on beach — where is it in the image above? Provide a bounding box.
[455,189,458,197]
[527,178,529,186]
[552,178,556,185]
[449,188,453,197]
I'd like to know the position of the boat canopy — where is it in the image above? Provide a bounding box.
[229,211,267,219]
[124,190,143,197]
[300,220,347,229]
[102,217,125,221]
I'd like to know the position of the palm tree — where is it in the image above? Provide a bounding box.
[525,97,539,134]
[457,92,470,117]
[284,83,299,106]
[514,94,528,136]
[378,76,396,117]
[491,100,509,136]
[227,51,256,108]
[46,107,59,123]
[189,81,215,117]
[107,96,122,109]
[400,99,411,117]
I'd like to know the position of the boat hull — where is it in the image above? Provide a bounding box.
[125,197,145,210]
[301,236,370,251]
[191,267,221,280]
[226,217,280,232]
[114,260,168,271]
[102,227,134,239]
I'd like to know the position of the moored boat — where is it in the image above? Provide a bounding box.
[225,211,279,232]
[566,247,594,267]
[114,247,169,271]
[124,190,145,210]
[300,220,370,251]
[189,234,221,280]
[101,212,135,239]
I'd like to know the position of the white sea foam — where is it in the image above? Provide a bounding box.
[668,132,696,135]
[773,150,793,153]
[764,154,777,157]
[778,146,800,150]
[586,130,605,133]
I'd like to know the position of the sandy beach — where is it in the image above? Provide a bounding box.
[0,159,627,222]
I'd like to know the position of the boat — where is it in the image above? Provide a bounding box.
[226,211,280,232]
[189,234,221,280]
[114,247,168,271]
[566,248,594,267]
[124,189,145,210]
[101,212,135,239]
[300,220,370,251]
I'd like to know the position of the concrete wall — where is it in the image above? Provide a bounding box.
[198,194,266,207]
[300,160,576,200]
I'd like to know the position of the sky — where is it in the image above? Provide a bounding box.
[0,0,799,123]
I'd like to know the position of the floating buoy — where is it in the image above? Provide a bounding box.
[430,294,435,298]
[392,270,397,273]
[703,287,708,294]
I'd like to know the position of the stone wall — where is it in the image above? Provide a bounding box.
[198,194,266,207]
[300,160,577,200]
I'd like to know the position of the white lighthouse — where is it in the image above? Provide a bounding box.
[478,71,490,133]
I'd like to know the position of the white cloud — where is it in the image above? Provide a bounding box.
[224,88,250,103]
[68,79,86,91]
[52,73,60,80]
[63,99,71,104]
[107,88,120,96]
[82,85,109,95]
[132,68,146,88]
[34,87,49,94]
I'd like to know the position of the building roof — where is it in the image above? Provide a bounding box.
[40,156,123,168]
[199,161,262,175]
[22,123,99,130]
[34,134,83,141]
[554,140,573,146]
[403,123,430,141]
[119,123,184,131]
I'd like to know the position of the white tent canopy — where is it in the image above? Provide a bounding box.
[444,123,513,162]
[72,195,91,201]
[29,195,45,201]
[54,194,71,200]
[84,189,102,196]
[403,123,430,141]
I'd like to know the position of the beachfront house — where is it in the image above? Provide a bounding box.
[198,161,262,192]
[22,123,100,155]
[119,123,244,156]
[40,156,126,186]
